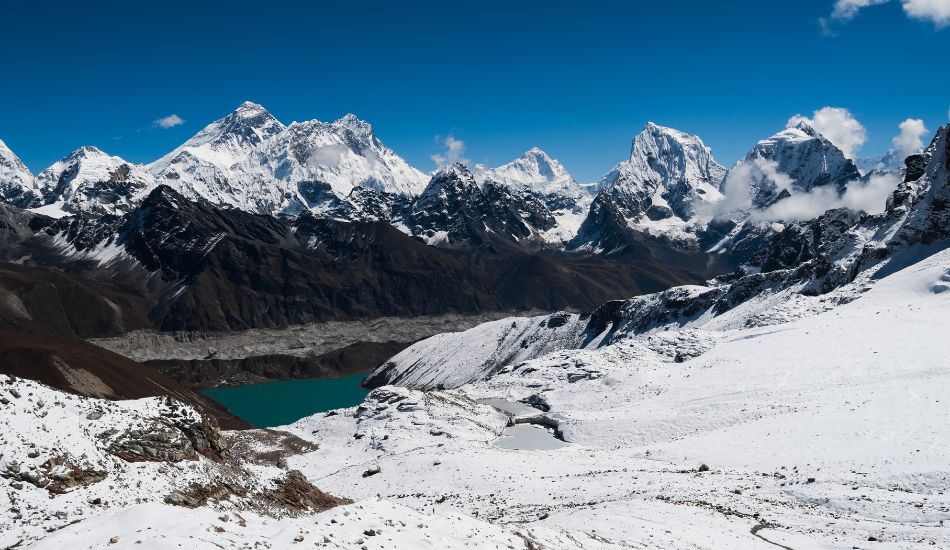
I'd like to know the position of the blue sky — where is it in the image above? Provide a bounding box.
[1,0,947,182]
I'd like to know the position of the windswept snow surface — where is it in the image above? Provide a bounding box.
[296,245,950,549]
[10,248,949,548]
[10,250,948,549]
[8,126,950,549]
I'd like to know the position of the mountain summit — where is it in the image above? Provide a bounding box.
[33,146,156,216]
[474,147,580,197]
[241,113,429,206]
[0,138,37,208]
[724,121,861,211]
[571,123,726,253]
[148,103,428,215]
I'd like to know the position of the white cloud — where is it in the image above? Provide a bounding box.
[822,0,950,29]
[902,0,950,27]
[787,107,867,159]
[831,0,891,20]
[707,158,795,218]
[430,135,468,167]
[754,185,841,222]
[892,118,929,158]
[154,114,185,129]
[756,172,900,222]
[840,172,901,213]
[706,153,899,223]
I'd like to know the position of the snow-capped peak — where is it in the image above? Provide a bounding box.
[239,113,429,202]
[146,101,288,211]
[234,100,269,115]
[333,113,372,132]
[724,122,861,210]
[0,137,38,208]
[33,146,157,216]
[598,122,726,220]
[427,162,478,188]
[473,147,580,197]
[149,101,285,178]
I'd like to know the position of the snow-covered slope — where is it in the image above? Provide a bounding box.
[32,146,157,217]
[0,374,351,548]
[328,131,950,546]
[365,311,594,389]
[0,376,617,549]
[0,138,37,208]
[294,245,950,548]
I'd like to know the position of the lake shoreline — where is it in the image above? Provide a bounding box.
[202,372,373,428]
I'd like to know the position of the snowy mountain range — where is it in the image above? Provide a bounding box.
[2,120,948,549]
[0,102,913,259]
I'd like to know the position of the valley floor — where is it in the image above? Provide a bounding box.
[4,247,950,548]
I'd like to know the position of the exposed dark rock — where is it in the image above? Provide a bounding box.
[265,470,350,512]
[108,399,226,462]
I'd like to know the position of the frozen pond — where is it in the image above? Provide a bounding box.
[478,397,569,450]
[493,424,570,450]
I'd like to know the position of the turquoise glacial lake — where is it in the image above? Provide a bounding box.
[204,372,370,428]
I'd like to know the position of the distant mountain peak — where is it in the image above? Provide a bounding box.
[0,138,38,208]
[433,162,475,181]
[600,123,725,214]
[570,124,726,253]
[235,100,268,114]
[729,123,861,210]
[473,147,579,197]
[69,145,107,158]
[33,146,156,216]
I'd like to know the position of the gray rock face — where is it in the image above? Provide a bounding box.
[887,126,950,248]
[107,396,225,462]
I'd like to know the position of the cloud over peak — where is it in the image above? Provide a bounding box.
[893,118,929,158]
[431,135,468,167]
[787,107,867,159]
